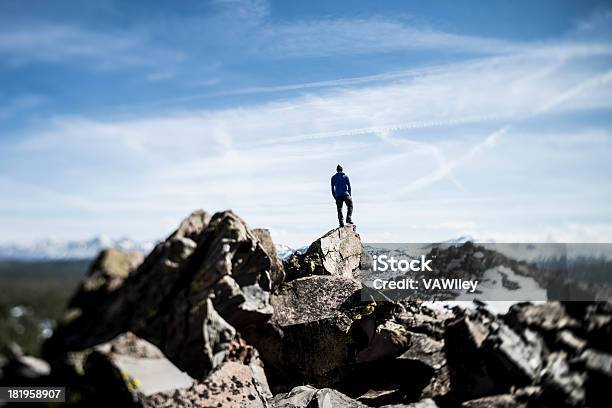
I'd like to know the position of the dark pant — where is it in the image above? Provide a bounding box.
[335,195,353,225]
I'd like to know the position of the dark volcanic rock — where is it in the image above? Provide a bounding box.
[283,226,362,281]
[81,350,142,407]
[577,348,612,407]
[444,307,545,402]
[397,332,450,400]
[540,352,585,407]
[578,302,612,353]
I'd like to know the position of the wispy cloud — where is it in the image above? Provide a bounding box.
[256,17,520,58]
[0,24,186,73]
[0,94,45,121]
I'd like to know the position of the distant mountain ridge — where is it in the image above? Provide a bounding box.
[0,236,156,260]
[0,236,308,261]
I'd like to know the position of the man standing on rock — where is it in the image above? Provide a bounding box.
[331,164,353,227]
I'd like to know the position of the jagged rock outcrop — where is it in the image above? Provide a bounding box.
[46,210,281,379]
[283,225,363,281]
[46,210,211,354]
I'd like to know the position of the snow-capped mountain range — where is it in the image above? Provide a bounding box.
[0,237,307,261]
[0,236,157,260]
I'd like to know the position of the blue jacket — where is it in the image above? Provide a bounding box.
[331,172,351,198]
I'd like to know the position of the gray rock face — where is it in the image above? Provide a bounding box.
[284,226,362,280]
[271,275,362,326]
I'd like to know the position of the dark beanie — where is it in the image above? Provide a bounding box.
[336,164,343,172]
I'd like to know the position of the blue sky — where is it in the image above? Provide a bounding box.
[1,0,612,247]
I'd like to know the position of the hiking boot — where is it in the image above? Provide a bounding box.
[339,220,345,227]
[346,217,353,224]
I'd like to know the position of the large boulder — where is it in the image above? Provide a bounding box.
[245,275,362,388]
[284,226,363,280]
[271,275,362,326]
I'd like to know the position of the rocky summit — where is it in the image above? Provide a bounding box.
[1,209,610,407]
